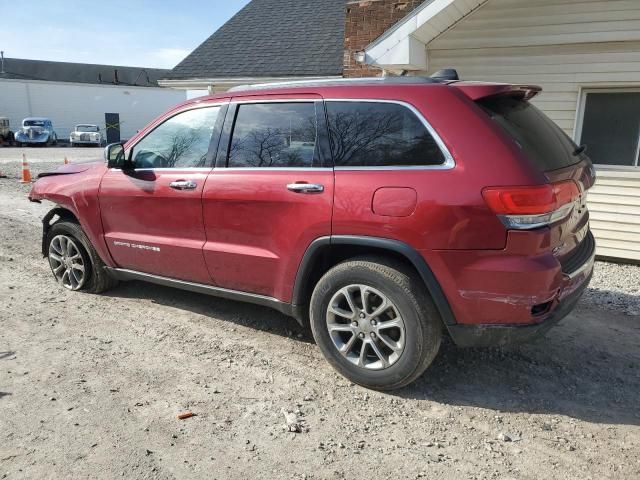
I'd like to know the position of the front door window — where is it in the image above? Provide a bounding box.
[130,107,221,169]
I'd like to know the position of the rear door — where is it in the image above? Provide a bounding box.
[99,104,225,283]
[202,95,334,301]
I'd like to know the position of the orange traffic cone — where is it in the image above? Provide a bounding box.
[64,156,69,165]
[20,153,32,183]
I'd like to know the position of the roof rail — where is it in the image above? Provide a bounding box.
[228,76,442,93]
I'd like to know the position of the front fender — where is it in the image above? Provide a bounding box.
[41,208,77,257]
[29,162,116,267]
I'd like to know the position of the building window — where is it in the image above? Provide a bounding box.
[577,90,640,167]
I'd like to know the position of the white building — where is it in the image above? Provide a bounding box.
[0,57,186,141]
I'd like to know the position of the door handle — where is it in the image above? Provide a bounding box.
[170,180,197,190]
[287,183,324,194]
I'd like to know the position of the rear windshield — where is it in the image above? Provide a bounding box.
[478,96,580,171]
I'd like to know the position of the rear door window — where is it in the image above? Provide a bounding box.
[325,101,446,168]
[478,96,581,171]
[228,102,319,168]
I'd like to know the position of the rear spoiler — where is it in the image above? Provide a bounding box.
[452,82,542,101]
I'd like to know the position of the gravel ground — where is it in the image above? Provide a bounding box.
[1,150,639,480]
[0,146,103,165]
[585,262,640,316]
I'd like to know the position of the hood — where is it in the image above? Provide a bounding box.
[29,160,106,203]
[37,160,103,178]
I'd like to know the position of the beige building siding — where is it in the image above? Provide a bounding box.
[588,169,640,261]
[429,41,640,135]
[426,0,640,262]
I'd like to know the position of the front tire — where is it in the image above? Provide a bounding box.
[310,256,442,391]
[46,220,118,293]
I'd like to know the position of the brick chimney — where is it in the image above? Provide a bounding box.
[343,0,428,78]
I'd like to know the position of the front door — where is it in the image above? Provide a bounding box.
[202,96,334,301]
[99,105,223,283]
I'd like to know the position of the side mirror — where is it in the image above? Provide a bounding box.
[104,142,128,169]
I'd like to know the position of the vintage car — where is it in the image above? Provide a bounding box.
[70,124,103,147]
[0,117,14,145]
[15,117,58,146]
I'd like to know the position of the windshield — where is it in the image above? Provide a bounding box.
[478,96,582,171]
[76,125,98,132]
[24,120,45,127]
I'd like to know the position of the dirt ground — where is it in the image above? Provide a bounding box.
[1,150,639,480]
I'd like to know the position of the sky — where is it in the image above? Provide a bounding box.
[0,0,251,69]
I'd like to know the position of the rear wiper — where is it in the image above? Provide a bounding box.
[573,144,587,156]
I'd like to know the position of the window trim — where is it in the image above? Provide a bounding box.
[324,98,455,171]
[119,102,228,171]
[575,87,640,168]
[221,99,331,170]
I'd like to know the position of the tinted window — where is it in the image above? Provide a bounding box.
[131,107,220,169]
[478,96,581,171]
[228,103,318,168]
[326,101,445,167]
[580,92,640,166]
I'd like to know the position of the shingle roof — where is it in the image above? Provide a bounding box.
[0,58,170,87]
[165,0,346,80]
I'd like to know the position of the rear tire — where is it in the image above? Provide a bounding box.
[310,256,442,391]
[46,220,118,294]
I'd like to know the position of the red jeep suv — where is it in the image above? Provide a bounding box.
[29,74,596,390]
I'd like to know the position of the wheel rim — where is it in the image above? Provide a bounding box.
[326,284,406,370]
[48,235,86,290]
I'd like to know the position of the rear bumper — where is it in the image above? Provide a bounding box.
[426,226,596,346]
[446,261,593,348]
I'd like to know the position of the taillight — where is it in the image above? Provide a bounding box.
[482,180,580,230]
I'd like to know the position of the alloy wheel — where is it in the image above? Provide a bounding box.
[326,284,406,370]
[48,235,86,290]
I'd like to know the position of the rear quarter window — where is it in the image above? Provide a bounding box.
[478,96,583,172]
[326,101,446,168]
